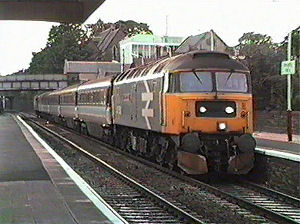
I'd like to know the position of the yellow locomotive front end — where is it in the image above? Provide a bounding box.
[162,53,256,174]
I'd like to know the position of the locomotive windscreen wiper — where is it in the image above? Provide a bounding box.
[192,71,203,85]
[224,70,234,85]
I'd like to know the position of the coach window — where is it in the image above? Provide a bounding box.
[94,91,98,104]
[70,94,74,104]
[61,95,64,104]
[89,92,93,104]
[106,88,111,107]
[63,94,67,104]
[103,90,106,101]
[100,89,105,105]
[80,93,84,104]
[78,93,82,104]
[94,91,99,104]
[91,92,94,103]
[67,94,72,104]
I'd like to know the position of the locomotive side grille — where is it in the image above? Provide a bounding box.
[196,101,236,118]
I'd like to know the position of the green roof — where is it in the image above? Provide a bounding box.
[120,34,183,45]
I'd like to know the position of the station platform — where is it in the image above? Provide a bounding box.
[0,113,126,224]
[254,132,300,162]
[254,131,300,144]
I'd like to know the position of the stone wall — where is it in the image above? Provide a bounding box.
[248,154,300,198]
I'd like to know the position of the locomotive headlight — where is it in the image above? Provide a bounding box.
[199,106,207,113]
[225,106,234,114]
[218,122,226,130]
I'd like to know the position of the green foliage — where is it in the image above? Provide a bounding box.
[282,27,300,58]
[28,20,152,74]
[238,32,273,46]
[28,24,92,74]
[115,20,153,37]
[237,33,285,110]
[291,30,299,57]
[87,19,153,37]
[237,32,299,111]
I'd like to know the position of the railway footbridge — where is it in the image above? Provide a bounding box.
[0,74,68,111]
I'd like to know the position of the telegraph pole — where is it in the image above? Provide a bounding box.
[287,32,292,141]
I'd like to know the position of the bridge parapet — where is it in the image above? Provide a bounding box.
[0,74,68,91]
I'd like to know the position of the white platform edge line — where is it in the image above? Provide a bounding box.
[16,115,128,224]
[255,147,300,162]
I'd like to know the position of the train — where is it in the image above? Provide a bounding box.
[34,51,256,175]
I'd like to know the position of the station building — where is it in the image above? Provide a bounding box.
[119,34,184,70]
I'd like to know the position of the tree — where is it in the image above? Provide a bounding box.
[281,27,300,110]
[28,24,92,74]
[87,19,153,37]
[236,31,300,111]
[28,20,153,74]
[236,32,286,110]
[282,26,300,58]
[115,20,153,37]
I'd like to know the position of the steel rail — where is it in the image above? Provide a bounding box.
[22,113,300,224]
[241,180,300,206]
[23,115,205,224]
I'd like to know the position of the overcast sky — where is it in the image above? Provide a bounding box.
[0,0,299,75]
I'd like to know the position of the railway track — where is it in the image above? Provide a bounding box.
[22,113,300,224]
[21,114,206,224]
[212,181,300,223]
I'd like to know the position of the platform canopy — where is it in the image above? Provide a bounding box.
[0,0,105,23]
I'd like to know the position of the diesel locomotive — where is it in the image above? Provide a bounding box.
[34,51,256,175]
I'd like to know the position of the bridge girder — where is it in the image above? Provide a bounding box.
[0,0,105,23]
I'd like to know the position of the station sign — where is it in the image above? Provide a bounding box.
[281,60,296,75]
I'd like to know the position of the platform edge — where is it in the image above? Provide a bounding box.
[16,115,128,224]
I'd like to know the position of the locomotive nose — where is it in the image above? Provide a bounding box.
[234,134,256,153]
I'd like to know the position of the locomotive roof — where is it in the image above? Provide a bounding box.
[165,51,249,72]
[114,51,249,83]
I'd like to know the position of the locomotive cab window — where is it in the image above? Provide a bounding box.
[179,72,213,92]
[169,71,249,93]
[216,72,248,93]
